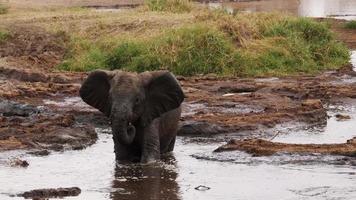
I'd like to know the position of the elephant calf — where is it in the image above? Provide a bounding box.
[79,70,184,163]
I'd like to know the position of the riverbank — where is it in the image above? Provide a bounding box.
[0,1,356,154]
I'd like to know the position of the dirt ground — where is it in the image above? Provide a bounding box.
[0,4,356,156]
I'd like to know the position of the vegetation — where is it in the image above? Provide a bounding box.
[344,20,356,29]
[58,9,350,77]
[0,29,9,43]
[145,0,192,13]
[0,3,9,15]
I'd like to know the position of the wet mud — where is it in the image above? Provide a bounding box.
[215,137,356,157]
[178,65,356,138]
[19,187,81,199]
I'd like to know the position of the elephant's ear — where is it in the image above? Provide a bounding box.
[141,71,184,126]
[79,70,113,116]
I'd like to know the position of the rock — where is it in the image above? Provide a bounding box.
[194,185,211,191]
[20,187,81,199]
[335,114,351,121]
[10,158,29,167]
[0,99,39,117]
[298,99,327,124]
[177,121,227,136]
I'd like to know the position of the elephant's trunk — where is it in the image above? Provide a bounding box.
[112,118,136,145]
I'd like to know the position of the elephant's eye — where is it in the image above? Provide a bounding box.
[134,97,140,105]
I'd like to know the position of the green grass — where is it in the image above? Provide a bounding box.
[0,4,9,15]
[145,0,192,13]
[57,37,109,71]
[58,11,350,77]
[0,29,10,43]
[344,20,356,29]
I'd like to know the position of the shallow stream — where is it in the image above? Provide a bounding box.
[1,98,356,199]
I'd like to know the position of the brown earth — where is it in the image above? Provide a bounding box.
[215,137,356,157]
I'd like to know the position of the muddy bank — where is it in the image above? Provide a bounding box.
[215,137,356,157]
[0,24,356,154]
[0,99,98,151]
[2,62,356,152]
[19,187,81,199]
[178,65,356,137]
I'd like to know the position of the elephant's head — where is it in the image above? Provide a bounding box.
[79,70,184,147]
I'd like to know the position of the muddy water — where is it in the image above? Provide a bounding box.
[1,100,356,199]
[273,99,356,144]
[352,51,356,71]
[0,129,356,200]
[208,0,356,20]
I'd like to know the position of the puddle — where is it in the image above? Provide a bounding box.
[273,100,356,144]
[207,0,356,20]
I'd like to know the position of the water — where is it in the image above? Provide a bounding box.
[273,100,356,144]
[1,99,356,200]
[0,130,355,200]
[208,0,356,20]
[352,51,356,71]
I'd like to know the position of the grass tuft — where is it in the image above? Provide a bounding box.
[145,0,192,13]
[0,3,9,15]
[344,20,356,29]
[0,29,10,43]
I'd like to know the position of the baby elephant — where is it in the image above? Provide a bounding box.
[80,70,184,163]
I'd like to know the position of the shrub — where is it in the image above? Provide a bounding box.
[145,0,192,13]
[106,26,234,76]
[57,38,108,72]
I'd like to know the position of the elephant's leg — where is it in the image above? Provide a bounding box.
[141,118,161,163]
[167,136,176,152]
[114,142,141,162]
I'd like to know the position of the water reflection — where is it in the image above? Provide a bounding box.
[207,0,356,20]
[111,155,180,200]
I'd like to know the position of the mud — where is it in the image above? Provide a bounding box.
[215,137,356,157]
[20,187,81,199]
[0,26,68,71]
[178,65,356,137]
